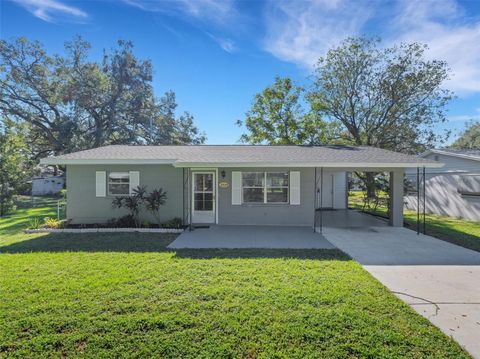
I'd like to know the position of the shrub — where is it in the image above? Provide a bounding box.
[144,188,167,226]
[28,217,42,229]
[113,214,137,228]
[162,217,183,229]
[43,217,64,229]
[111,186,147,227]
[111,186,168,227]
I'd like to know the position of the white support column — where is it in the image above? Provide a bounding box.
[389,169,404,227]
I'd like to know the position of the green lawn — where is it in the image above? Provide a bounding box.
[0,200,471,358]
[349,191,480,253]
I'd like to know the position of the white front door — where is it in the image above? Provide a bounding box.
[317,170,334,208]
[192,172,216,223]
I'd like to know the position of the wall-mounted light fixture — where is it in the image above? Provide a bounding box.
[221,170,226,179]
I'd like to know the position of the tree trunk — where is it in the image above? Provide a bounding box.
[364,172,377,198]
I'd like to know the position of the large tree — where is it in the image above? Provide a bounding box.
[0,37,205,159]
[309,37,453,197]
[237,76,339,145]
[450,121,480,150]
[308,37,453,154]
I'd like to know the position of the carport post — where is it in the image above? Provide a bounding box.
[389,169,404,227]
[417,167,420,235]
[319,167,323,233]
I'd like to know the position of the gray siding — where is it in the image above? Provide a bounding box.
[66,164,183,224]
[217,167,315,226]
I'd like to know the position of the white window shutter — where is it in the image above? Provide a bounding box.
[129,171,140,195]
[290,171,300,205]
[95,171,106,197]
[232,171,242,205]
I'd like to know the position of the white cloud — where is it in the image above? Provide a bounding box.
[206,33,237,53]
[391,0,480,94]
[13,0,87,22]
[263,0,374,68]
[122,0,239,53]
[122,0,236,25]
[263,0,480,94]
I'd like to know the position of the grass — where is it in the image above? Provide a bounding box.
[0,199,471,358]
[0,196,64,235]
[349,191,480,253]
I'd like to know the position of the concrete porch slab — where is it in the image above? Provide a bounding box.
[168,225,335,249]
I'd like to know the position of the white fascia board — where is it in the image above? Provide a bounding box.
[421,149,480,162]
[173,161,444,169]
[39,158,176,165]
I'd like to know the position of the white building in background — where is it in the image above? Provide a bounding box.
[31,175,65,196]
[405,149,480,222]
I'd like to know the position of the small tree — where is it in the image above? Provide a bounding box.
[450,121,480,150]
[111,186,147,227]
[0,119,31,217]
[144,188,168,226]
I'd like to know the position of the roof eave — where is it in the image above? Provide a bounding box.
[173,161,444,168]
[421,149,480,162]
[39,158,176,165]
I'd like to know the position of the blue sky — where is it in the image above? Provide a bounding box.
[1,0,479,145]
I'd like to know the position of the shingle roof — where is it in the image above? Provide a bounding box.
[40,145,442,168]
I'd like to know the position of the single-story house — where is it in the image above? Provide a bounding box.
[40,145,442,228]
[405,149,480,221]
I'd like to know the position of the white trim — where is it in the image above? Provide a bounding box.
[174,161,444,168]
[40,158,176,165]
[420,149,480,162]
[191,170,217,224]
[129,171,140,195]
[95,171,106,197]
[41,158,444,169]
[107,171,130,196]
[241,171,290,204]
[289,171,300,205]
[25,228,183,234]
[231,171,242,205]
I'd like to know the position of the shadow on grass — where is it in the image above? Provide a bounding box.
[0,233,350,260]
[173,248,350,260]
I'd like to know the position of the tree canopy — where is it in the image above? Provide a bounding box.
[237,77,340,145]
[309,37,453,154]
[0,37,205,159]
[450,121,480,150]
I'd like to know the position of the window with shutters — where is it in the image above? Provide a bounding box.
[242,172,289,204]
[108,172,130,195]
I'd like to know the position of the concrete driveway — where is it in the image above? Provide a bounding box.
[168,225,334,249]
[323,226,480,358]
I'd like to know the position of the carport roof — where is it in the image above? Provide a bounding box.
[40,145,443,168]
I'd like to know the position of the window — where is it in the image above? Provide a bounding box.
[108,172,130,195]
[242,172,289,204]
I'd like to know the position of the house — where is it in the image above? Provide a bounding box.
[405,149,480,221]
[31,175,65,196]
[40,145,441,228]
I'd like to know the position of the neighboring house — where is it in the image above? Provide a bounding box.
[40,145,441,227]
[31,175,65,196]
[405,149,480,222]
